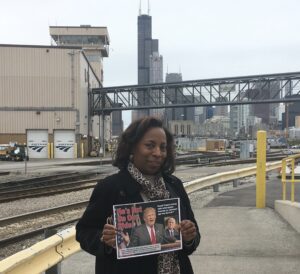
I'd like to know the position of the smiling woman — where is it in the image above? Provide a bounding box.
[131,127,167,175]
[76,116,201,274]
[113,117,175,175]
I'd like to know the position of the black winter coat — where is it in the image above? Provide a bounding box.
[76,170,201,274]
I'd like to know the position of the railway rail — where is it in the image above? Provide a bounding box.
[0,201,88,247]
[179,151,290,166]
[0,172,103,202]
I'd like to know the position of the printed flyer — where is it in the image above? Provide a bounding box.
[113,198,182,259]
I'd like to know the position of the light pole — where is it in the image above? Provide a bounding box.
[285,102,289,139]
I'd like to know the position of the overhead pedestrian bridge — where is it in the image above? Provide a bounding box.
[91,71,300,114]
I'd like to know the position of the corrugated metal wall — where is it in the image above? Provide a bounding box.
[0,45,102,154]
[0,134,26,144]
[0,110,76,133]
[0,46,76,107]
[0,46,83,134]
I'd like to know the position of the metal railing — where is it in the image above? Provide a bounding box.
[0,227,80,274]
[281,153,300,202]
[0,161,282,274]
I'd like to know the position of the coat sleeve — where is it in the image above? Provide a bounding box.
[171,176,201,255]
[75,179,115,257]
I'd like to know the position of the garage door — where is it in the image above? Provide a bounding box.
[27,129,48,159]
[54,130,75,159]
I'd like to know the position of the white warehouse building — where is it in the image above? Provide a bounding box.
[0,25,110,159]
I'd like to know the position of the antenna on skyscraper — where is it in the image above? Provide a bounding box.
[139,0,142,15]
[148,0,151,15]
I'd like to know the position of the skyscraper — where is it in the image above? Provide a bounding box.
[132,4,163,120]
[246,81,280,126]
[165,73,184,121]
[149,52,164,117]
[165,73,195,122]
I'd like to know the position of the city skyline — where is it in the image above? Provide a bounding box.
[2,1,300,84]
[1,0,300,127]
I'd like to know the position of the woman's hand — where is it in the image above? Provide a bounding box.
[179,220,197,243]
[101,224,117,248]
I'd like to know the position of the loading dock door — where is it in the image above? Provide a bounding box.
[27,129,48,159]
[54,130,75,159]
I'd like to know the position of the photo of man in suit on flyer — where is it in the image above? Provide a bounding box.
[164,216,180,241]
[128,207,166,247]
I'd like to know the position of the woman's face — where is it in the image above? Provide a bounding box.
[132,127,167,175]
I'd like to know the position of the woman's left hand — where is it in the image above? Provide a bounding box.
[179,220,197,243]
[101,224,117,248]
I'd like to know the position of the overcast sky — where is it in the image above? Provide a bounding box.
[1,0,300,126]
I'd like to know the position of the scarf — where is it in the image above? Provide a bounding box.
[128,162,180,274]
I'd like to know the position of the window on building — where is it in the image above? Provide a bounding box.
[175,125,178,135]
[180,125,185,135]
[187,124,191,135]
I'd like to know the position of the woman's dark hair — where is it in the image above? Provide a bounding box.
[113,116,175,175]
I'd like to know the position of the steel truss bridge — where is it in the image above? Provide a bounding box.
[91,72,300,115]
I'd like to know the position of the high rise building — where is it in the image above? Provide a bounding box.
[206,107,214,119]
[282,94,300,129]
[133,6,163,120]
[245,81,280,127]
[165,72,195,123]
[111,104,123,136]
[214,97,229,116]
[165,73,185,121]
[149,52,164,117]
[149,52,163,84]
[230,103,250,138]
[214,84,233,117]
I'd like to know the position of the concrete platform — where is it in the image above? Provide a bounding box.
[191,207,300,274]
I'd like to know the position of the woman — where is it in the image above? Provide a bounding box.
[76,117,200,274]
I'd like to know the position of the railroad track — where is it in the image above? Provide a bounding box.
[0,172,103,202]
[0,161,260,252]
[0,201,88,246]
[210,155,287,166]
[0,153,288,202]
[176,152,288,166]
[0,162,255,248]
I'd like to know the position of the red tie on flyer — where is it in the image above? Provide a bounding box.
[150,226,156,244]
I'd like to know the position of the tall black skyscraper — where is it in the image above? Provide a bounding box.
[133,5,162,120]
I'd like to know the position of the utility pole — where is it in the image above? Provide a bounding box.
[285,103,289,139]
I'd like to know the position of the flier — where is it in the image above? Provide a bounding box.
[113,198,182,259]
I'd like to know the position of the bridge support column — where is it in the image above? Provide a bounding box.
[256,130,266,208]
[233,179,239,187]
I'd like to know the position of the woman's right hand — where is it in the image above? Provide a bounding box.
[101,224,117,248]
